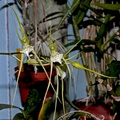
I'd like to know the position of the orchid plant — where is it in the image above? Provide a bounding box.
[0,0,119,120]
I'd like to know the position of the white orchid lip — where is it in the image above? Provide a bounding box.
[20,45,34,57]
[56,67,66,79]
[50,51,63,64]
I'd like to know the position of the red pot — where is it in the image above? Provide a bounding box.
[14,67,32,103]
[18,81,30,103]
[79,103,109,120]
[14,64,56,104]
[46,91,53,98]
[30,70,56,82]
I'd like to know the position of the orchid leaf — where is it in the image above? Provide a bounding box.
[56,0,80,30]
[70,112,91,119]
[72,16,81,40]
[39,12,64,24]
[70,0,81,14]
[75,0,91,24]
[81,2,102,17]
[101,30,120,50]
[93,2,120,11]
[96,14,111,48]
[38,98,53,120]
[0,104,21,110]
[104,60,120,77]
[13,113,25,120]
[116,86,120,96]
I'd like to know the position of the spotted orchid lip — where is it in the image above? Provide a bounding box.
[20,45,34,57]
[50,51,63,64]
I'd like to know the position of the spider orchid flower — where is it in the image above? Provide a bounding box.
[20,44,34,57]
[50,51,63,64]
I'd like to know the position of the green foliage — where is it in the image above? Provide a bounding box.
[24,89,40,116]
[13,113,25,120]
[69,112,91,119]
[75,0,92,25]
[0,104,21,110]
[105,61,120,77]
[93,2,120,11]
[116,86,120,96]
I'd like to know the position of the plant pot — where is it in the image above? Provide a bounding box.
[80,103,109,119]
[73,100,110,120]
[18,81,30,103]
[14,64,56,104]
[30,70,56,82]
[14,66,33,104]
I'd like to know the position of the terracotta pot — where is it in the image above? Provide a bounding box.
[72,99,111,120]
[14,67,32,103]
[18,81,30,103]
[30,70,56,82]
[14,64,56,104]
[46,91,53,98]
[79,103,109,120]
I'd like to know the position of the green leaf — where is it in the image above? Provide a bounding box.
[81,2,102,17]
[72,16,81,40]
[75,0,91,24]
[13,113,25,120]
[0,104,21,110]
[38,98,53,120]
[101,30,120,50]
[105,60,120,77]
[0,104,25,119]
[93,2,120,11]
[71,0,81,13]
[96,14,111,48]
[38,12,64,24]
[78,19,102,28]
[64,40,77,47]
[70,112,91,119]
[56,0,80,30]
[24,89,40,115]
[116,86,120,96]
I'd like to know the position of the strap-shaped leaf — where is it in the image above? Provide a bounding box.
[93,2,120,11]
[0,104,20,110]
[75,0,91,24]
